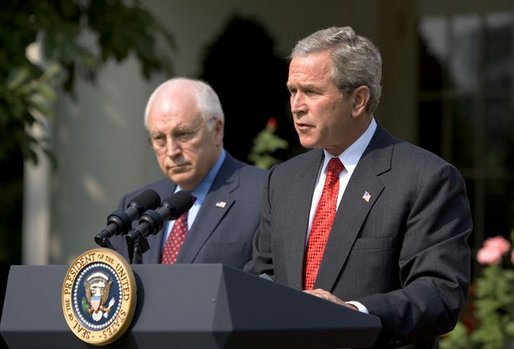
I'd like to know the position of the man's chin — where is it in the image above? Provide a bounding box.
[168,170,195,187]
[299,138,319,149]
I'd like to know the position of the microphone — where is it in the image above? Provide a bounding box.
[94,189,161,247]
[126,190,195,242]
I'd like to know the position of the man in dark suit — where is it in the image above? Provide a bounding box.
[110,78,266,268]
[245,27,472,348]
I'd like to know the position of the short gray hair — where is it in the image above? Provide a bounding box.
[291,26,382,113]
[144,77,224,129]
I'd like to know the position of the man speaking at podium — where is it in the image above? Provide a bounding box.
[245,27,472,348]
[109,78,266,268]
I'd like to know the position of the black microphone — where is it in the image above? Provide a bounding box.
[94,189,161,247]
[126,190,195,242]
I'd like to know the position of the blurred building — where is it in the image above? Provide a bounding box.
[21,0,513,264]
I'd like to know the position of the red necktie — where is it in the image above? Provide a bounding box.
[161,212,188,264]
[303,157,344,290]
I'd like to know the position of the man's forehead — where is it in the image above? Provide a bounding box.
[147,100,202,129]
[288,55,331,82]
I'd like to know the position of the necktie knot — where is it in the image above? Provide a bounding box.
[326,157,344,180]
[161,211,189,264]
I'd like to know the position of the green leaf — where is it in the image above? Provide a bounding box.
[7,67,32,89]
[0,0,176,163]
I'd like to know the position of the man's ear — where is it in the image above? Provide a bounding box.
[214,119,224,146]
[352,86,371,118]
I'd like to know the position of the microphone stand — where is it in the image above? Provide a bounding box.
[132,236,150,264]
[127,230,150,264]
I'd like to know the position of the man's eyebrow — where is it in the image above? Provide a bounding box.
[288,82,318,90]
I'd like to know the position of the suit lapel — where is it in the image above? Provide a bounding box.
[283,150,324,289]
[314,124,395,291]
[177,155,238,263]
[314,160,385,290]
[142,233,163,263]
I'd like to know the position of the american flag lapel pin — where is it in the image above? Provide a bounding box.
[216,201,227,208]
[362,191,371,203]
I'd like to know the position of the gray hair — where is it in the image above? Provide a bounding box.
[144,77,224,129]
[291,26,382,113]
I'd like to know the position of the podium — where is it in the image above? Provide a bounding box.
[0,264,381,348]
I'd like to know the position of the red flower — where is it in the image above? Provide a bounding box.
[266,117,278,130]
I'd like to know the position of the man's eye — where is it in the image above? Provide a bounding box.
[152,135,166,145]
[175,131,195,142]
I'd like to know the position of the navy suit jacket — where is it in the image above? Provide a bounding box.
[245,124,472,348]
[110,153,267,269]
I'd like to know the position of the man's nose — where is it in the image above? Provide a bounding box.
[165,137,181,157]
[290,93,307,115]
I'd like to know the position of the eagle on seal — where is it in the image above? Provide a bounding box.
[83,272,115,321]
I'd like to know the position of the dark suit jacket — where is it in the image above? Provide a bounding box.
[245,124,472,348]
[110,153,267,269]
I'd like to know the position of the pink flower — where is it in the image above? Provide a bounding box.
[477,248,503,265]
[484,236,511,253]
[476,236,511,265]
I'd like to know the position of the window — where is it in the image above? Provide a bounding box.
[418,11,514,250]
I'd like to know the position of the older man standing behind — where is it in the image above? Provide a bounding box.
[109,78,266,268]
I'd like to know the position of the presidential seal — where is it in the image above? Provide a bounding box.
[62,248,137,346]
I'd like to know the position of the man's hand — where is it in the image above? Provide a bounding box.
[304,288,357,310]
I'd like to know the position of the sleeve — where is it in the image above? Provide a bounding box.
[243,170,275,278]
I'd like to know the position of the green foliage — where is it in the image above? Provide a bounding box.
[1,63,60,163]
[441,231,514,349]
[0,0,175,164]
[248,118,289,169]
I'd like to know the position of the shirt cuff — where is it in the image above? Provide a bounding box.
[346,301,369,314]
